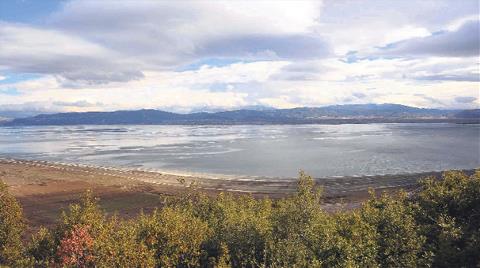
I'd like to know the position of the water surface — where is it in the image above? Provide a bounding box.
[0,123,478,178]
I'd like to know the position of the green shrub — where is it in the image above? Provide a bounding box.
[202,193,272,267]
[2,170,479,267]
[415,171,480,267]
[53,191,156,268]
[136,207,210,267]
[93,217,155,268]
[28,227,56,266]
[56,190,105,238]
[269,172,378,268]
[316,211,378,267]
[361,190,431,267]
[0,181,26,266]
[268,171,325,267]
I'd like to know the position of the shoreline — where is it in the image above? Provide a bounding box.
[2,157,476,195]
[1,157,476,232]
[2,115,480,127]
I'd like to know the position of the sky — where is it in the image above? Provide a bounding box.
[0,0,479,115]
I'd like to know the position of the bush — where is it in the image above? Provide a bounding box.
[137,207,210,267]
[1,170,479,267]
[93,217,155,268]
[316,211,378,267]
[269,172,378,268]
[54,191,155,268]
[28,227,56,266]
[360,191,431,267]
[202,193,272,267]
[57,225,95,267]
[0,181,26,266]
[268,172,326,267]
[415,171,480,267]
[56,190,105,238]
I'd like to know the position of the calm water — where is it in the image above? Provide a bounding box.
[0,124,478,178]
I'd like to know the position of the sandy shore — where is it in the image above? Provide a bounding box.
[0,158,473,232]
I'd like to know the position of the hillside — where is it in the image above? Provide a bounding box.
[1,104,479,126]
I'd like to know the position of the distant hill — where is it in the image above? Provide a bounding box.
[2,104,479,126]
[453,109,480,119]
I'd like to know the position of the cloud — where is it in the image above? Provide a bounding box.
[269,61,332,81]
[455,96,477,103]
[414,93,446,106]
[399,57,479,82]
[49,0,324,66]
[0,0,326,84]
[0,0,478,111]
[52,100,102,107]
[0,22,144,84]
[352,92,367,99]
[377,19,479,57]
[197,34,330,60]
[413,74,479,82]
[316,0,478,54]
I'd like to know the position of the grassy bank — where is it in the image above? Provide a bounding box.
[1,171,479,267]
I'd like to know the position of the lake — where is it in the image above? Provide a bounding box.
[0,123,478,178]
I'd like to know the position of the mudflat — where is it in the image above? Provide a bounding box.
[0,158,469,233]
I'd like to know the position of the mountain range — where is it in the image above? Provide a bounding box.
[1,104,479,126]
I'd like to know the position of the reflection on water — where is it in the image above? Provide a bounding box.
[0,123,478,178]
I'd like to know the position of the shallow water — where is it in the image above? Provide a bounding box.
[0,123,478,178]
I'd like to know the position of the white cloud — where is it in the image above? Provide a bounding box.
[0,0,478,112]
[0,22,144,83]
[49,0,326,65]
[446,15,479,31]
[373,19,479,58]
[383,26,431,45]
[316,0,478,55]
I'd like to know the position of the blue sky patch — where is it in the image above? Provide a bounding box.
[0,88,21,96]
[0,0,65,23]
[0,73,42,85]
[176,58,253,72]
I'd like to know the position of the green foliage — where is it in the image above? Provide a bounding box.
[201,193,273,267]
[268,172,378,268]
[28,227,56,266]
[1,170,479,267]
[28,190,155,268]
[414,171,480,267]
[57,190,105,237]
[93,217,155,268]
[268,171,325,267]
[0,181,26,266]
[361,190,431,267]
[314,211,378,267]
[137,207,210,267]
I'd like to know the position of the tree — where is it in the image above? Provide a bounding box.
[361,190,431,267]
[268,171,325,267]
[90,217,155,268]
[202,193,272,267]
[415,171,480,267]
[0,181,26,265]
[28,227,56,266]
[136,207,210,267]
